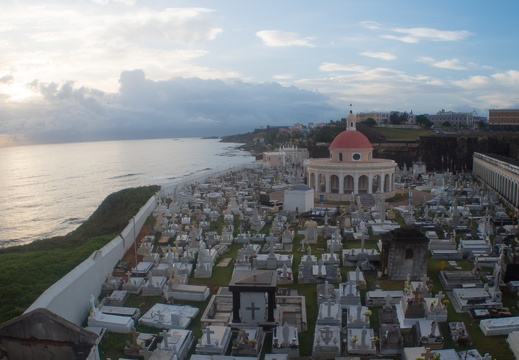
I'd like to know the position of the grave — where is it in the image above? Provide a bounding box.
[335,281,361,307]
[347,267,367,289]
[316,280,337,304]
[231,327,265,358]
[163,284,210,302]
[200,289,233,327]
[139,304,199,330]
[400,286,426,319]
[379,324,403,355]
[150,328,195,360]
[272,322,299,359]
[346,302,370,329]
[347,326,377,356]
[507,331,519,359]
[132,261,154,277]
[424,291,448,322]
[451,287,502,312]
[439,270,482,290]
[98,305,140,321]
[101,275,123,295]
[312,325,341,359]
[142,275,167,296]
[195,326,232,355]
[277,263,294,285]
[123,329,155,358]
[304,219,318,244]
[87,295,134,333]
[378,294,399,325]
[480,316,519,336]
[228,270,277,327]
[317,300,341,326]
[366,290,403,306]
[105,290,129,307]
[121,272,145,294]
[380,226,429,280]
[415,319,444,349]
[321,252,340,265]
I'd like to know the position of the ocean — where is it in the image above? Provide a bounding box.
[0,138,255,248]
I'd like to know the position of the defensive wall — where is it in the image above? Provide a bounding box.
[25,161,260,325]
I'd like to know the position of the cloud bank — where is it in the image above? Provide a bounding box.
[0,71,339,146]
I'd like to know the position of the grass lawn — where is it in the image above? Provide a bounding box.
[372,127,435,140]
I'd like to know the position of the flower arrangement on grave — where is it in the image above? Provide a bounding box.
[363,309,372,317]
[407,297,414,304]
[371,336,379,344]
[350,335,358,344]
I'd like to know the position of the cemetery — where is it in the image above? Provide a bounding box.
[2,161,519,360]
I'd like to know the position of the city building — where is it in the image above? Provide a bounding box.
[489,109,519,126]
[473,152,519,208]
[357,111,416,126]
[426,110,487,127]
[306,111,397,202]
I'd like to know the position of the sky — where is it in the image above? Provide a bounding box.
[1,0,519,146]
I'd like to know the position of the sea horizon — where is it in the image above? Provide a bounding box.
[0,137,254,248]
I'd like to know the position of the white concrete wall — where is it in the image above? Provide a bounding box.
[284,189,314,212]
[24,163,261,325]
[25,195,157,325]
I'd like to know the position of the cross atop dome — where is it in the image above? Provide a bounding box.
[346,104,356,131]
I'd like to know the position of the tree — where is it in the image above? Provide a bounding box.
[362,117,377,127]
[442,121,451,127]
[389,112,401,125]
[416,115,433,128]
[399,111,409,124]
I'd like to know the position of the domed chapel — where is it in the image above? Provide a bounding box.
[306,110,397,202]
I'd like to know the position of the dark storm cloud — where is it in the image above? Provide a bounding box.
[1,70,340,145]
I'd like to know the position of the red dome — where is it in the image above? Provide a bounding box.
[329,130,372,149]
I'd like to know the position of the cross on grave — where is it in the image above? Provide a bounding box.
[421,347,434,360]
[421,274,430,288]
[324,300,334,317]
[161,330,171,350]
[203,327,215,345]
[320,326,333,345]
[246,302,260,320]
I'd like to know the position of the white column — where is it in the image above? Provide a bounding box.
[354,170,359,194]
[380,173,385,193]
[314,172,318,191]
[368,172,373,194]
[339,173,344,194]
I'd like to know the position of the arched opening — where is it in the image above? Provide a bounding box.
[330,175,339,193]
[358,175,369,193]
[344,175,354,194]
[384,173,391,192]
[318,174,326,192]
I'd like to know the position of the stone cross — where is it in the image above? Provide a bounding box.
[203,327,215,345]
[320,326,333,345]
[421,274,430,288]
[325,300,334,317]
[161,330,170,350]
[246,302,260,320]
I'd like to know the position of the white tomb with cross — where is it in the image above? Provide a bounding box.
[347,266,367,289]
[240,293,267,323]
[139,303,199,330]
[346,302,370,329]
[335,281,361,308]
[347,326,376,355]
[151,328,194,360]
[195,325,232,355]
[424,291,448,322]
[317,300,341,326]
[272,322,299,358]
[312,325,341,360]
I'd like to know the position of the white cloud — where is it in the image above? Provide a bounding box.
[382,27,471,43]
[319,63,368,72]
[361,52,397,60]
[273,74,294,80]
[433,59,467,70]
[360,21,381,30]
[256,30,315,47]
